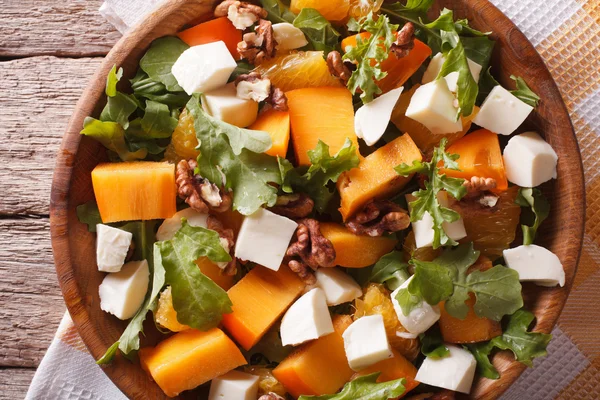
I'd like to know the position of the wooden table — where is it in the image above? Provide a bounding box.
[0,1,120,397]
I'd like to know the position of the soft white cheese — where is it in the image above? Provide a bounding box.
[273,23,308,50]
[171,41,237,95]
[473,85,533,135]
[99,260,149,320]
[315,267,363,306]
[156,208,209,241]
[406,192,466,249]
[391,276,441,335]
[234,208,298,271]
[202,83,259,127]
[355,87,403,146]
[503,244,565,287]
[208,370,259,400]
[96,224,133,273]
[415,344,477,394]
[280,288,334,346]
[422,52,482,92]
[405,79,463,135]
[503,131,558,187]
[342,315,393,371]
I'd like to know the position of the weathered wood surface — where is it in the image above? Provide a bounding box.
[0,368,37,399]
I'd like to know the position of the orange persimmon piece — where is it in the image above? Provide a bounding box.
[177,17,242,58]
[196,257,235,291]
[353,349,419,397]
[273,315,355,398]
[217,208,245,237]
[221,266,305,350]
[139,328,246,397]
[249,109,290,158]
[341,35,432,93]
[320,222,398,268]
[441,129,508,192]
[290,0,350,22]
[91,161,176,223]
[338,133,422,220]
[287,87,359,166]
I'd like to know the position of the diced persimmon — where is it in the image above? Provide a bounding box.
[320,223,398,268]
[352,349,419,397]
[195,257,235,291]
[177,17,242,58]
[290,0,350,22]
[341,35,431,93]
[91,161,176,223]
[338,134,422,220]
[287,87,359,166]
[249,109,290,158]
[155,287,190,332]
[139,328,246,397]
[273,315,354,398]
[221,266,305,350]
[441,129,508,192]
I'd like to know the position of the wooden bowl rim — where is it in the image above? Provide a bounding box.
[50,0,586,398]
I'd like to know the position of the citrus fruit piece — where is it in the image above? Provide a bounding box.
[402,230,442,262]
[290,0,350,22]
[348,0,384,19]
[163,108,199,163]
[155,287,190,332]
[243,366,287,397]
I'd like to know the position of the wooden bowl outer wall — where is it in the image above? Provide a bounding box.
[50,0,585,399]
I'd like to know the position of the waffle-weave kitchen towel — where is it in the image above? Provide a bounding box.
[26,0,600,398]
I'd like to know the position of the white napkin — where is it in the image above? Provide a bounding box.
[98,0,168,34]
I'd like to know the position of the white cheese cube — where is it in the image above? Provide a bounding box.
[273,23,308,50]
[503,244,565,287]
[99,260,149,320]
[202,83,258,127]
[171,41,237,95]
[343,315,393,371]
[355,87,403,146]
[391,276,441,335]
[422,53,482,92]
[234,208,298,271]
[406,192,466,249]
[280,288,334,346]
[156,208,209,241]
[473,85,533,135]
[315,268,363,306]
[503,131,558,187]
[96,224,133,273]
[405,79,462,135]
[416,344,477,394]
[208,370,259,400]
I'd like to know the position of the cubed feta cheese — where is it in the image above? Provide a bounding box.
[202,83,259,127]
[208,370,259,400]
[405,79,462,135]
[171,42,237,95]
[343,315,393,371]
[355,87,403,146]
[99,260,149,320]
[391,276,441,334]
[406,192,466,249]
[234,208,298,271]
[503,131,558,187]
[473,85,533,135]
[416,344,476,394]
[156,208,209,241]
[273,23,308,50]
[96,224,133,273]
[422,53,482,92]
[280,288,334,346]
[315,268,363,306]
[503,244,565,287]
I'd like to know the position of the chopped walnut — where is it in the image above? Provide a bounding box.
[207,215,237,275]
[266,87,288,111]
[214,1,267,30]
[237,19,277,65]
[390,22,415,58]
[269,193,314,219]
[327,50,353,85]
[176,159,232,213]
[258,394,285,400]
[235,72,272,102]
[346,200,411,237]
[463,176,497,196]
[286,219,336,284]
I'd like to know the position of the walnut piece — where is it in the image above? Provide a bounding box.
[238,19,277,65]
[327,50,353,85]
[176,159,232,213]
[214,1,267,30]
[207,215,237,276]
[463,176,497,196]
[390,22,415,58]
[286,219,336,284]
[346,200,410,237]
[259,394,285,400]
[266,86,289,111]
[269,193,314,219]
[235,72,272,102]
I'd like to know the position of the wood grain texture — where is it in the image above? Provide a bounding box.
[0,368,36,399]
[0,0,119,57]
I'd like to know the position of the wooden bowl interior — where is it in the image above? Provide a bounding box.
[50,0,585,399]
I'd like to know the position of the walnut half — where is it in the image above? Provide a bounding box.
[214,1,267,30]
[286,219,336,284]
[207,216,237,276]
[237,19,277,65]
[346,200,410,237]
[175,159,232,213]
[269,193,314,219]
[390,22,415,58]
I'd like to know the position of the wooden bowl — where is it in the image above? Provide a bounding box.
[50,0,585,398]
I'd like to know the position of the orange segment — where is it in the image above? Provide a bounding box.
[290,0,350,22]
[155,287,190,332]
[164,108,199,163]
[348,0,384,19]
[249,109,290,158]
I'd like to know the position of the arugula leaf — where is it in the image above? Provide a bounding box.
[119,220,159,264]
[130,69,190,108]
[76,202,102,232]
[468,342,500,379]
[476,66,500,104]
[299,373,405,400]
[260,0,297,23]
[80,117,148,161]
[410,258,454,304]
[509,75,540,107]
[137,100,178,139]
[293,8,340,53]
[395,138,467,248]
[187,95,281,215]
[105,65,122,97]
[343,12,399,104]
[394,284,423,316]
[370,251,410,291]
[515,188,550,245]
[139,36,189,92]
[420,329,450,358]
[99,66,139,129]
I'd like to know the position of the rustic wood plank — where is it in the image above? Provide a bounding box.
[0,368,36,399]
[0,56,102,216]
[0,0,120,57]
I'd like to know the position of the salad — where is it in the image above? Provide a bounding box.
[78,0,563,398]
